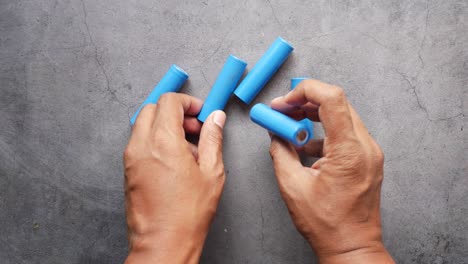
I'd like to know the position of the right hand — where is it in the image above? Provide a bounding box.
[124,94,227,264]
[269,80,394,263]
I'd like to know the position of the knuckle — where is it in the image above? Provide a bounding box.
[371,143,385,183]
[158,92,177,105]
[373,145,385,166]
[302,79,322,89]
[213,163,225,178]
[140,103,156,114]
[134,105,154,127]
[152,135,174,153]
[329,86,346,101]
[202,162,225,180]
[365,139,385,166]
[123,145,135,162]
[269,141,280,158]
[133,113,151,129]
[301,79,315,88]
[206,129,223,145]
[131,121,142,132]
[123,144,140,171]
[376,170,384,184]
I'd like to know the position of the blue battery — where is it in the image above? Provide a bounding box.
[290,77,309,90]
[291,77,314,139]
[198,55,247,122]
[234,37,294,104]
[130,64,189,125]
[250,103,312,146]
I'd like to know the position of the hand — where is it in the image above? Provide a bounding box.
[123,93,226,264]
[269,80,394,263]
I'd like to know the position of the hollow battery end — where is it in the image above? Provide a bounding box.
[295,129,309,144]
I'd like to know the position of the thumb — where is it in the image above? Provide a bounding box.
[269,135,303,183]
[198,111,226,173]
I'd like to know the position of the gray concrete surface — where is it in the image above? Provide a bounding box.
[1,0,467,263]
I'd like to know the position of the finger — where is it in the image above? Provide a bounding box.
[183,117,202,135]
[198,111,226,175]
[279,80,355,143]
[153,93,203,137]
[347,103,371,141]
[132,104,157,137]
[188,142,199,160]
[270,98,300,113]
[287,109,307,121]
[311,157,327,170]
[271,95,319,121]
[270,109,319,124]
[271,100,320,122]
[269,136,303,182]
[271,98,318,113]
[303,111,320,122]
[297,139,324,157]
[346,103,383,169]
[299,103,320,122]
[301,102,319,112]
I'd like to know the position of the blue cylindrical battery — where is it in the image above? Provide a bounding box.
[197,55,247,122]
[234,37,294,104]
[291,77,314,139]
[130,64,189,125]
[290,77,309,90]
[250,103,312,146]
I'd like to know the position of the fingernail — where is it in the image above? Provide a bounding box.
[212,111,226,129]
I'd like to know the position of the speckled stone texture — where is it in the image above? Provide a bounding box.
[1,0,466,263]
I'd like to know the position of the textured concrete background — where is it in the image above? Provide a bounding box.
[1,0,467,263]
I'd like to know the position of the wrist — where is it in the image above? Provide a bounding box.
[125,228,206,264]
[306,222,394,263]
[317,242,394,264]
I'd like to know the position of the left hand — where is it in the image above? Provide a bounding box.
[123,93,227,264]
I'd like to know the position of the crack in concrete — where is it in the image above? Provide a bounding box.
[203,28,232,64]
[296,29,347,48]
[396,70,428,113]
[260,201,265,255]
[359,31,392,50]
[80,0,131,124]
[266,0,285,34]
[395,69,463,122]
[418,1,430,69]
[200,68,210,87]
[266,0,280,25]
